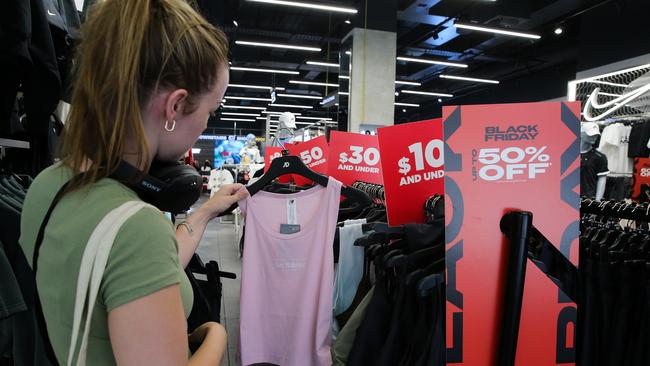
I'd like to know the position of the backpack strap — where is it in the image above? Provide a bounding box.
[32,182,72,366]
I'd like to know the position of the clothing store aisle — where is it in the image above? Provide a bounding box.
[191,196,243,366]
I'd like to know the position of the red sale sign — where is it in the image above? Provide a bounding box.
[444,102,580,366]
[377,119,444,226]
[328,131,383,186]
[264,146,283,172]
[287,136,329,186]
[632,157,650,201]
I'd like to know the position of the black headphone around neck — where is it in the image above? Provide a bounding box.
[110,160,203,214]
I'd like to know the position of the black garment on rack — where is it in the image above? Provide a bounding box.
[603,176,632,200]
[628,121,650,157]
[581,149,609,197]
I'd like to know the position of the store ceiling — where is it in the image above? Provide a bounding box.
[197,0,602,132]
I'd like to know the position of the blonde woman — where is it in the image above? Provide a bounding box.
[19,0,246,364]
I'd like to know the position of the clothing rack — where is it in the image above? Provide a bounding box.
[352,181,385,203]
[0,138,30,159]
[581,197,650,222]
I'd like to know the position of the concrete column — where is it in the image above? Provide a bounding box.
[347,28,396,132]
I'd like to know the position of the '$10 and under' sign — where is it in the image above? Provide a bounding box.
[397,139,445,186]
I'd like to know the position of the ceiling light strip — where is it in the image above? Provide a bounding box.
[262,111,302,115]
[290,80,339,87]
[224,96,272,101]
[230,66,299,75]
[395,102,420,107]
[246,0,357,14]
[221,112,261,117]
[395,80,422,86]
[277,93,323,100]
[268,103,314,109]
[236,40,321,52]
[397,56,468,68]
[401,90,454,97]
[454,22,541,40]
[220,118,256,122]
[440,74,499,84]
[307,61,339,67]
[221,105,267,110]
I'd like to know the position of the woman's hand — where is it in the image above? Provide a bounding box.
[200,184,248,219]
[188,322,226,344]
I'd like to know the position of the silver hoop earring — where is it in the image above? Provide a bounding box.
[164,120,176,132]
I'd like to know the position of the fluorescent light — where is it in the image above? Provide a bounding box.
[454,22,541,40]
[230,66,299,75]
[222,105,267,110]
[307,61,339,68]
[224,96,272,101]
[277,93,323,100]
[397,56,468,68]
[268,103,314,109]
[191,148,201,154]
[228,83,272,90]
[339,92,349,95]
[440,74,499,84]
[345,19,351,24]
[222,112,261,117]
[402,90,453,97]
[395,92,399,96]
[297,116,333,120]
[246,0,357,14]
[345,51,351,55]
[262,111,302,115]
[339,75,350,80]
[395,102,420,107]
[256,117,267,120]
[235,40,321,52]
[588,80,628,88]
[290,80,338,87]
[220,118,256,122]
[554,27,563,35]
[233,20,239,27]
[395,80,422,86]
[599,92,622,97]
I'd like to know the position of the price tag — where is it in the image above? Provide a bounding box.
[287,136,329,186]
[328,131,384,186]
[377,119,444,226]
[632,157,650,201]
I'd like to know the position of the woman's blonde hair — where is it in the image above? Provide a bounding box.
[60,0,228,190]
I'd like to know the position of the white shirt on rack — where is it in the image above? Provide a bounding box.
[598,123,633,176]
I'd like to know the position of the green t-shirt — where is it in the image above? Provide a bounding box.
[19,163,193,365]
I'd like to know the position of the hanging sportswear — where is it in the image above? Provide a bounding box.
[238,177,342,366]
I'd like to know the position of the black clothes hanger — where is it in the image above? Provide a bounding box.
[219,154,371,216]
[405,257,445,286]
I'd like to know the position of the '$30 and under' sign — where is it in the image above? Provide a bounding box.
[338,146,381,174]
[398,140,445,186]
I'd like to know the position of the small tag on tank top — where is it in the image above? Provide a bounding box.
[287,198,298,225]
[281,198,300,234]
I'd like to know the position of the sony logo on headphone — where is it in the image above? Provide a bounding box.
[142,181,162,192]
[283,162,290,168]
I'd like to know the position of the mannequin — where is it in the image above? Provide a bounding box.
[580,122,608,200]
[277,112,297,146]
[239,133,261,164]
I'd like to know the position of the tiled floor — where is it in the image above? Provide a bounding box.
[191,197,243,366]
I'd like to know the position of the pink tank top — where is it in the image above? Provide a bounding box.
[238,177,342,366]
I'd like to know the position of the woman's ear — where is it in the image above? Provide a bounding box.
[165,89,189,122]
